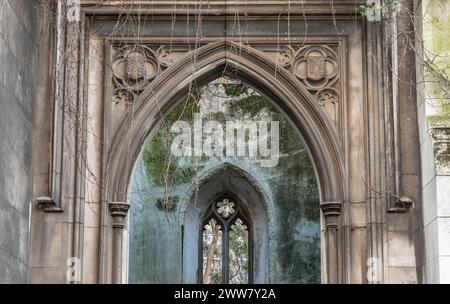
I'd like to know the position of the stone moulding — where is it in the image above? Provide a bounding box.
[320,201,343,228]
[109,202,131,228]
[80,0,368,17]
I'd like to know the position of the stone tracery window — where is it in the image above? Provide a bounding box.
[201,198,251,284]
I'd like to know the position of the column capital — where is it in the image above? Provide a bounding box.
[320,201,342,216]
[109,202,130,228]
[320,201,342,228]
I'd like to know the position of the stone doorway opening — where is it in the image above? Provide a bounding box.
[126,77,321,283]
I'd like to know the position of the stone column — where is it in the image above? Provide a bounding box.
[321,201,342,284]
[394,0,424,282]
[109,202,130,284]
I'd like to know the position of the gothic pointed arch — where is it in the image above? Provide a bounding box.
[180,162,273,284]
[105,40,346,283]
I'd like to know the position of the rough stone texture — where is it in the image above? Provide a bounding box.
[0,0,39,283]
[416,0,450,284]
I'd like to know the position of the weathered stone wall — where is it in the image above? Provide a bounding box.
[417,0,450,284]
[0,0,39,283]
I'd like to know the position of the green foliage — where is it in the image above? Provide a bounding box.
[142,95,200,187]
[223,83,248,97]
[229,221,249,283]
[357,0,399,20]
[142,78,282,188]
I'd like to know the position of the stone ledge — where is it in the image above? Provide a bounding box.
[36,197,63,213]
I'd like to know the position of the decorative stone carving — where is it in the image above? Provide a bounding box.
[317,88,339,106]
[430,126,450,175]
[307,53,326,80]
[112,45,159,104]
[320,201,342,228]
[273,44,342,113]
[157,46,177,68]
[276,46,294,68]
[109,202,130,228]
[110,42,343,117]
[291,45,339,92]
[36,196,64,213]
[112,87,135,106]
[269,42,344,131]
[216,199,235,218]
[387,197,414,213]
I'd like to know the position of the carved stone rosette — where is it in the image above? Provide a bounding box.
[216,199,236,218]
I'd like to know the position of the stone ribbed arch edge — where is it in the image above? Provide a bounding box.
[104,41,346,205]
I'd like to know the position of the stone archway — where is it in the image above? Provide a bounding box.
[181,162,273,284]
[104,41,346,284]
[28,1,426,285]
